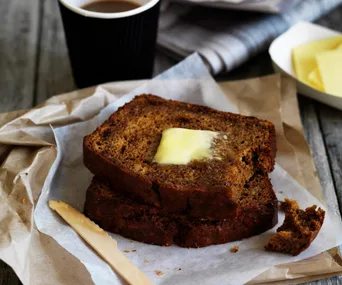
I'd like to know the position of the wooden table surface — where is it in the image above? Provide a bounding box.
[1,1,342,284]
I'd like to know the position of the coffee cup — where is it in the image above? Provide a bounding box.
[59,0,161,88]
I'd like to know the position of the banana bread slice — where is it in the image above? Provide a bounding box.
[84,175,278,248]
[83,94,276,219]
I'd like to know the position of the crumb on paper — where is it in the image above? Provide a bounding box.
[280,198,299,212]
[123,250,130,253]
[131,250,136,252]
[130,240,134,243]
[230,245,239,253]
[174,267,182,271]
[155,270,164,276]
[21,198,26,204]
[279,191,284,194]
[144,259,149,263]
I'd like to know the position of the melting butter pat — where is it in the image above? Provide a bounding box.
[154,128,219,165]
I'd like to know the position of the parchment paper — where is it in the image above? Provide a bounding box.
[34,54,342,284]
[0,53,342,284]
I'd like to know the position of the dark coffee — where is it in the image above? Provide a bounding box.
[82,0,141,13]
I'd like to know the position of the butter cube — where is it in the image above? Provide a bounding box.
[316,50,342,97]
[307,43,342,91]
[154,128,219,165]
[292,36,342,85]
[308,68,324,91]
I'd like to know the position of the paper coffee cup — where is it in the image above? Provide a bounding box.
[59,0,160,88]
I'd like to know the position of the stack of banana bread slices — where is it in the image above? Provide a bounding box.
[83,94,278,248]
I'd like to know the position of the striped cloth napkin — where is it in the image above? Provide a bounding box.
[158,0,342,74]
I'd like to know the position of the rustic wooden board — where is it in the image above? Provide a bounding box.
[299,99,342,285]
[318,105,342,212]
[314,4,342,226]
[305,9,342,285]
[0,0,39,112]
[0,0,40,282]
[35,0,76,104]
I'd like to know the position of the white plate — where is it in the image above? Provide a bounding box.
[174,0,295,13]
[269,21,342,110]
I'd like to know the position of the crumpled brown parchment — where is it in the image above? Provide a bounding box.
[0,75,341,285]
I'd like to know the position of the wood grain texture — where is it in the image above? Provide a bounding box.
[314,4,342,222]
[0,0,40,282]
[302,276,342,285]
[318,105,342,214]
[35,0,76,104]
[0,0,39,112]
[299,98,340,214]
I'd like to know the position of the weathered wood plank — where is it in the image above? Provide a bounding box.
[299,98,340,212]
[0,0,40,283]
[35,0,76,104]
[298,98,342,285]
[313,3,342,217]
[317,104,342,214]
[0,0,40,112]
[302,276,342,285]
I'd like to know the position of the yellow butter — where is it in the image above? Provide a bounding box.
[307,43,342,91]
[308,68,324,91]
[154,128,219,165]
[316,49,342,97]
[292,36,342,85]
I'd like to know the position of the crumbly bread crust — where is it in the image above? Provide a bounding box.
[84,94,276,219]
[265,199,325,256]
[84,175,278,248]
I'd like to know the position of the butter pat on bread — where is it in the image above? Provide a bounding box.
[154,128,221,165]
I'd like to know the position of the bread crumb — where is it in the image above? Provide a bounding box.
[155,270,164,276]
[174,267,182,271]
[130,240,134,243]
[144,259,149,263]
[280,198,299,212]
[21,198,26,204]
[279,191,284,194]
[230,246,239,253]
[131,250,136,252]
[123,250,130,253]
[265,204,325,256]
